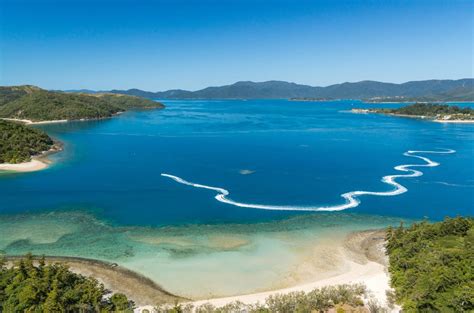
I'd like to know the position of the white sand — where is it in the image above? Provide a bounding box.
[1,118,68,124]
[0,159,48,172]
[135,259,391,313]
[191,259,389,307]
[434,119,474,123]
[134,230,393,312]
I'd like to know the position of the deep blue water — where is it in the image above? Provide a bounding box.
[1,100,473,226]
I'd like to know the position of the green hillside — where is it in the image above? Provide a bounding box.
[0,120,54,163]
[386,217,473,312]
[92,93,163,110]
[101,78,474,101]
[372,103,474,120]
[0,86,163,122]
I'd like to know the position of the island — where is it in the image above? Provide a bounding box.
[0,120,60,172]
[353,103,474,123]
[0,85,165,172]
[0,85,164,123]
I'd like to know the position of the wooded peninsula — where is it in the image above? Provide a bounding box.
[0,85,164,122]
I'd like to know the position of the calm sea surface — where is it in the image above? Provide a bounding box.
[0,99,472,297]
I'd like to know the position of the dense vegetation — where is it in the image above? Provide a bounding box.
[155,284,378,313]
[0,86,41,106]
[386,217,474,312]
[0,255,133,312]
[92,93,163,110]
[0,120,54,163]
[0,86,163,122]
[373,103,474,120]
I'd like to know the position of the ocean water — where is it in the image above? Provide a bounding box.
[0,99,473,297]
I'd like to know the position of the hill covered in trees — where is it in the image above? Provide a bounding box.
[386,217,473,312]
[90,78,474,101]
[0,254,133,312]
[0,86,164,122]
[0,120,54,164]
[372,103,474,121]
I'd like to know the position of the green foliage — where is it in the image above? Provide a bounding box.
[385,217,474,312]
[0,89,120,122]
[0,120,54,163]
[94,94,163,110]
[0,86,164,122]
[0,85,41,106]
[376,103,474,120]
[109,293,134,312]
[155,284,367,313]
[0,254,134,312]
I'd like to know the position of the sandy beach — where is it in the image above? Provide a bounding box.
[0,143,62,173]
[434,119,474,123]
[1,117,69,125]
[0,159,48,172]
[4,229,391,311]
[188,230,391,308]
[134,230,393,312]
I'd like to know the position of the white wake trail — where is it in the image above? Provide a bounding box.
[161,149,455,212]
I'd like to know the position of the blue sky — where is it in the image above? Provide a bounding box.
[1,0,472,90]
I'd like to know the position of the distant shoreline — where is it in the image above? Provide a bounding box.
[0,112,125,125]
[351,109,474,124]
[1,117,69,125]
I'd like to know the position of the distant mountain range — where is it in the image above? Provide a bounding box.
[66,79,474,101]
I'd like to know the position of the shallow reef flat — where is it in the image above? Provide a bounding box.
[0,210,410,299]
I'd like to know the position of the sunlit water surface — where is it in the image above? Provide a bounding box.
[1,100,472,297]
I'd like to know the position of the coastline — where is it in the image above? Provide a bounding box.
[1,117,69,125]
[4,255,184,306]
[187,230,391,308]
[3,229,391,310]
[0,159,48,172]
[0,113,126,125]
[434,119,474,123]
[350,109,474,124]
[0,143,62,173]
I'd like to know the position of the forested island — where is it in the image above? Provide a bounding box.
[0,85,164,122]
[354,103,474,122]
[0,120,56,164]
[0,85,164,167]
[386,217,473,312]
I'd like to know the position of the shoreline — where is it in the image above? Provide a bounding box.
[1,117,69,125]
[0,159,48,172]
[0,142,62,173]
[187,229,391,308]
[4,255,184,306]
[350,109,474,124]
[3,229,391,310]
[0,113,126,125]
[433,119,474,123]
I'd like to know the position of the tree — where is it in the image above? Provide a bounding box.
[0,255,133,312]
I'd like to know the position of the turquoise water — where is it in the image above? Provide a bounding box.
[0,99,472,297]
